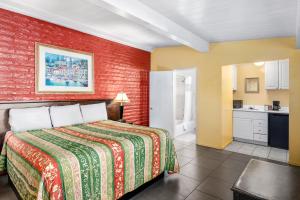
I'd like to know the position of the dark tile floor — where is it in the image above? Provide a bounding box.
[0,140,287,200]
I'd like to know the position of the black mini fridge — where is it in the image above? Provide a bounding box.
[268,113,289,150]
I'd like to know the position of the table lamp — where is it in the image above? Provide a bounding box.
[114,92,130,121]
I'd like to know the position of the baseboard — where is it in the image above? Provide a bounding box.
[197,142,223,150]
[288,160,300,167]
[221,139,233,149]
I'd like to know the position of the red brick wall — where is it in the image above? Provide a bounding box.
[0,8,150,125]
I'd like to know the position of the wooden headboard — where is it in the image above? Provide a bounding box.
[0,99,120,151]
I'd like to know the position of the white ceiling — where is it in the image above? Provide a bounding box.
[0,0,298,51]
[140,0,297,43]
[0,0,179,51]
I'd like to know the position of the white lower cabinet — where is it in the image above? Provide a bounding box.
[233,111,268,145]
[253,134,268,143]
[253,123,267,135]
[233,118,253,140]
[253,119,266,128]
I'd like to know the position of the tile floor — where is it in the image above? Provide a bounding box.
[0,138,289,200]
[175,133,196,144]
[225,141,289,163]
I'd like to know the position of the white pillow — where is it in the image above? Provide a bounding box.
[50,104,83,127]
[9,107,52,132]
[80,103,108,123]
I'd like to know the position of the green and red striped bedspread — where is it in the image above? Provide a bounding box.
[0,120,179,200]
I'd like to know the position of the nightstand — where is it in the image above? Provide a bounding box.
[0,172,7,176]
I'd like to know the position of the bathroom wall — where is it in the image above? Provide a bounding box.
[233,63,289,107]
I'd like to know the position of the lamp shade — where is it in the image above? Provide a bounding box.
[114,92,130,104]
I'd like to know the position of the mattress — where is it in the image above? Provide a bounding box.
[0,120,179,200]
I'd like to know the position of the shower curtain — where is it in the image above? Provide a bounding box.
[183,76,192,129]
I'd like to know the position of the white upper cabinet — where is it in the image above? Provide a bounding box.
[232,65,237,91]
[264,59,289,90]
[279,59,289,89]
[265,60,279,90]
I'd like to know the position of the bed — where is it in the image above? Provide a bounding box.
[0,100,179,200]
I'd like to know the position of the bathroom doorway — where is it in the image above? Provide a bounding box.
[173,68,197,143]
[149,67,197,144]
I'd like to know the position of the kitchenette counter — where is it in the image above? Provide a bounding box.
[233,106,289,114]
[233,105,289,149]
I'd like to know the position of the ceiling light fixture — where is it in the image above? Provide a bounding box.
[254,62,265,66]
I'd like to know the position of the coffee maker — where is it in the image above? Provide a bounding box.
[272,101,281,111]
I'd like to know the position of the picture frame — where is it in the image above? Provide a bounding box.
[35,43,94,94]
[245,77,259,93]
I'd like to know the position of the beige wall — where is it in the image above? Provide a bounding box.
[233,63,289,106]
[289,50,300,166]
[151,37,300,166]
[222,65,233,147]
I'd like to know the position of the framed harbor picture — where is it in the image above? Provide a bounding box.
[35,43,94,93]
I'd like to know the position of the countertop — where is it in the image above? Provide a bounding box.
[233,106,289,114]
